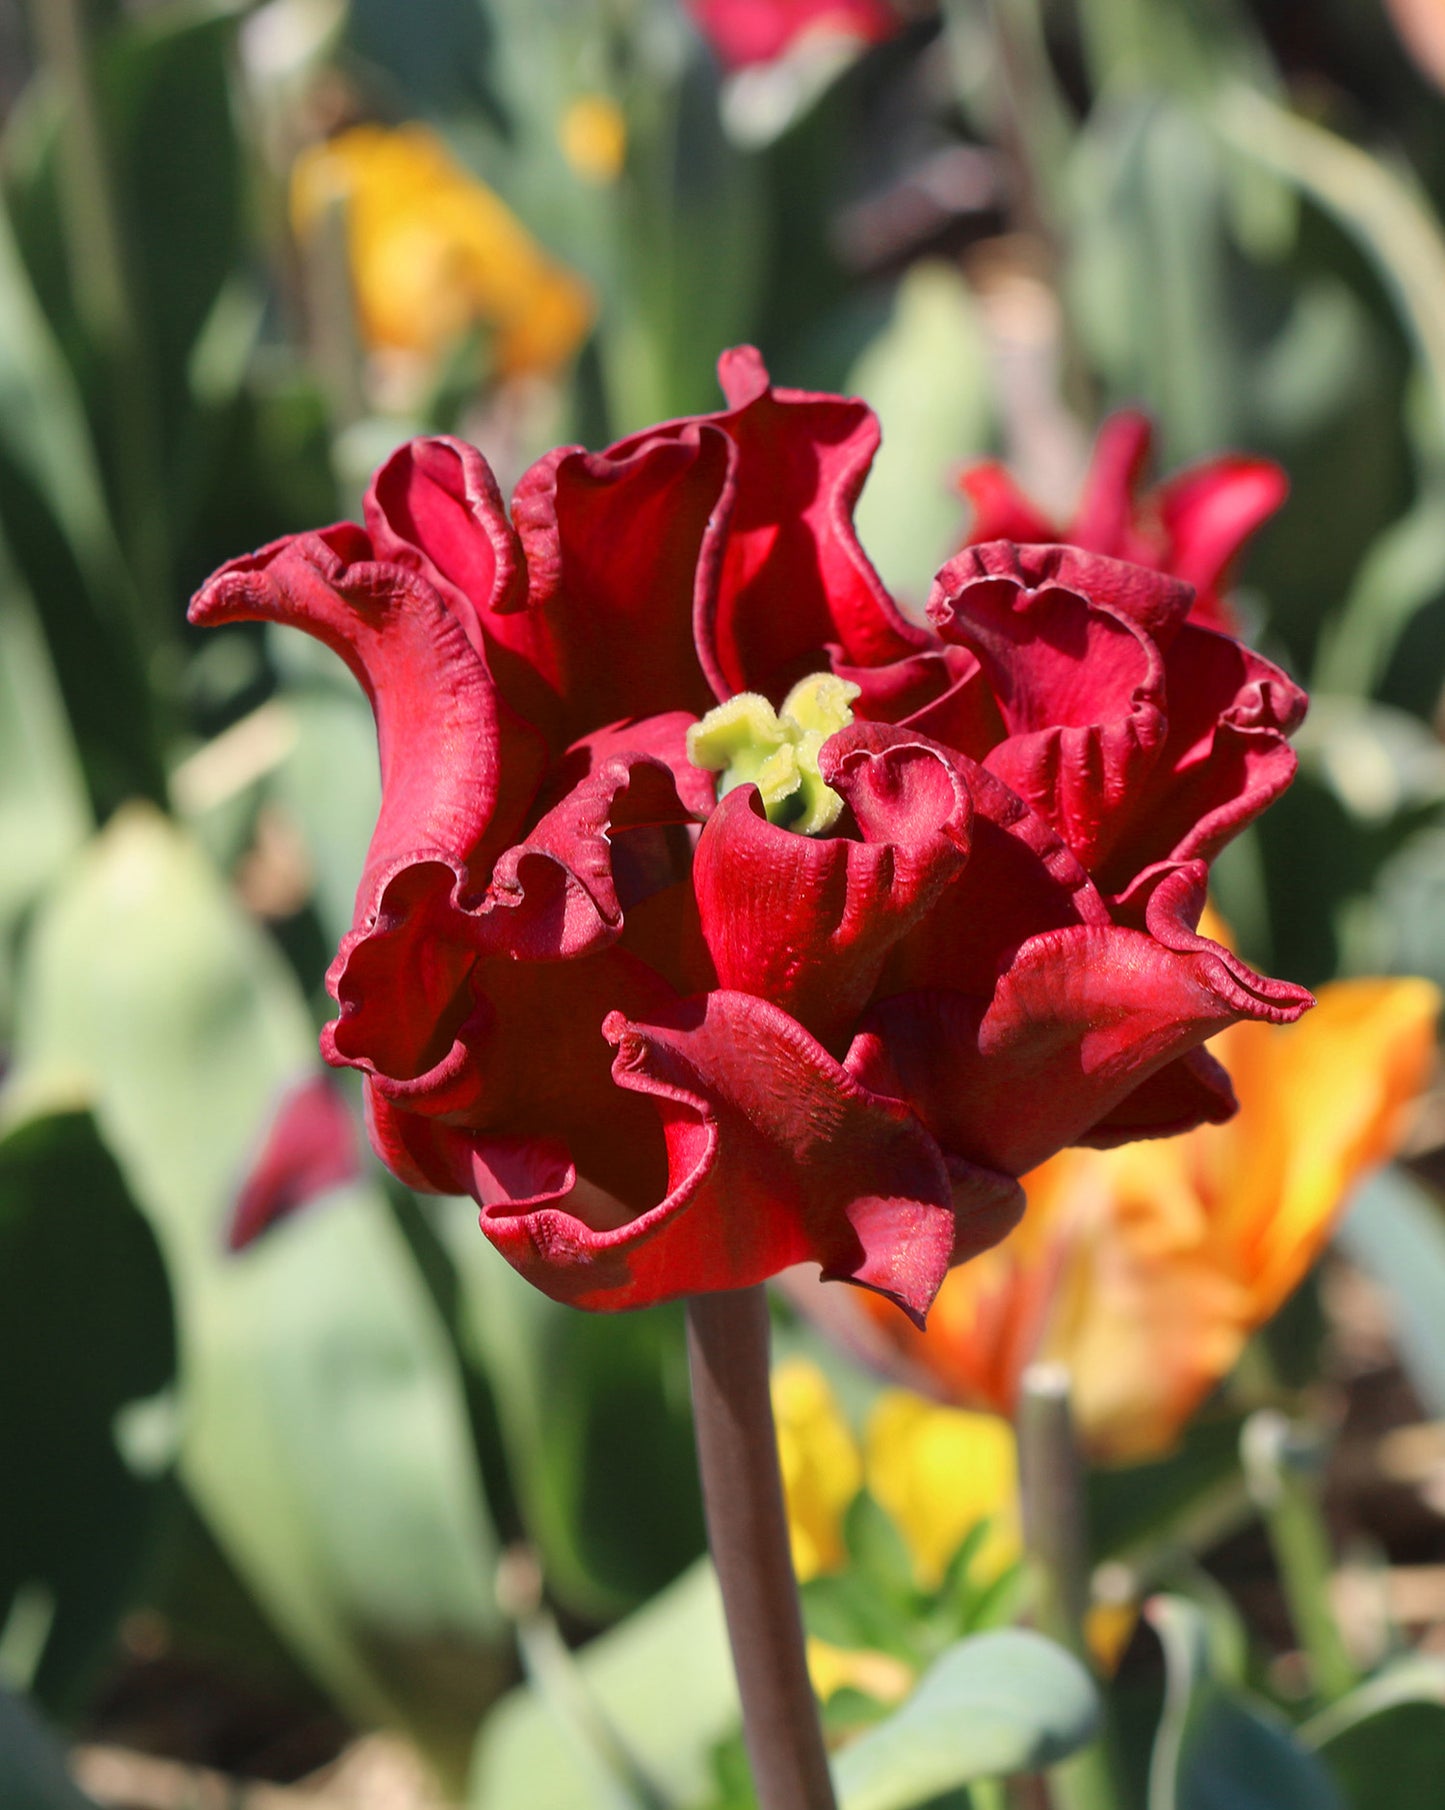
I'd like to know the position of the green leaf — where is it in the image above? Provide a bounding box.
[438,1201,706,1620]
[1146,1595,1343,1810]
[469,1559,739,1810]
[0,566,91,1033]
[7,808,506,1779]
[266,678,381,947]
[831,1631,1101,1809]
[1302,1657,1445,1810]
[1213,87,1445,459]
[0,1110,174,1707]
[1371,824,1445,993]
[848,262,993,605]
[1069,97,1239,459]
[101,2,247,452]
[0,1689,101,1810]
[1087,1412,1247,1565]
[0,190,159,811]
[1335,1168,1445,1419]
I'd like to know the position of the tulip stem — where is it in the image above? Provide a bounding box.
[1242,1409,1358,1703]
[1017,1366,1127,1810]
[686,1287,837,1810]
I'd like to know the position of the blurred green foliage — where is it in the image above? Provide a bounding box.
[1,1,1444,1807]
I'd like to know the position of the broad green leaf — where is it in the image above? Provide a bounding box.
[832,1630,1099,1810]
[0,1110,174,1707]
[1069,98,1238,459]
[1371,824,1445,993]
[0,190,159,811]
[1311,490,1445,702]
[0,1689,101,1810]
[0,577,89,910]
[1147,1595,1343,1810]
[266,679,380,947]
[1302,1657,1445,1810]
[438,1201,706,1620]
[1295,696,1445,827]
[848,262,993,606]
[6,808,505,1779]
[1214,87,1445,454]
[1336,1168,1445,1419]
[0,566,90,1032]
[470,1559,738,1810]
[101,2,248,451]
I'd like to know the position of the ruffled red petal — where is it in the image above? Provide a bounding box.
[684,0,902,70]
[1156,454,1289,627]
[855,723,1111,999]
[930,542,1188,873]
[1094,625,1306,893]
[956,461,1056,546]
[692,725,972,1047]
[1069,410,1155,554]
[833,642,1005,757]
[227,1075,361,1250]
[615,347,929,704]
[956,412,1287,636]
[353,943,678,1213]
[508,430,729,742]
[188,522,547,935]
[474,991,986,1323]
[848,887,1311,1179]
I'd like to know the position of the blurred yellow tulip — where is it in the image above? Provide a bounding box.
[290,124,594,374]
[771,1359,1018,1589]
[864,1394,1020,1589]
[771,1361,1143,1691]
[857,976,1440,1463]
[560,95,628,185]
[773,1357,863,1583]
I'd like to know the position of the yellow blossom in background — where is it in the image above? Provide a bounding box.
[772,1357,862,1582]
[805,1639,912,1706]
[290,124,594,374]
[771,1359,1025,1701]
[560,95,628,184]
[771,1361,1019,1588]
[864,1395,1020,1589]
[855,976,1440,1464]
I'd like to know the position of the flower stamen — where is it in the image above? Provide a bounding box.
[687,673,861,834]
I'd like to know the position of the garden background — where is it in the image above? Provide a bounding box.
[4,1,1445,1806]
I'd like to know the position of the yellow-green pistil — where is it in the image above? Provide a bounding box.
[686,673,861,835]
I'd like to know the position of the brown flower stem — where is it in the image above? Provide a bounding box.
[686,1287,837,1810]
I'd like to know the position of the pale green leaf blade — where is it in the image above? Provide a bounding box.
[833,1630,1101,1810]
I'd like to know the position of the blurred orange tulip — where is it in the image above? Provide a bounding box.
[290,125,594,375]
[854,977,1439,1463]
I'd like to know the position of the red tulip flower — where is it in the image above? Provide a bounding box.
[684,0,903,70]
[192,349,1310,1324]
[958,411,1288,634]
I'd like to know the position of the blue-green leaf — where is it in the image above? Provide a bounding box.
[833,1631,1101,1810]
[0,1109,174,1705]
[0,1689,100,1810]
[1303,1657,1445,1810]
[1336,1168,1445,1419]
[1147,1596,1343,1810]
[6,808,505,1777]
[470,1559,738,1810]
